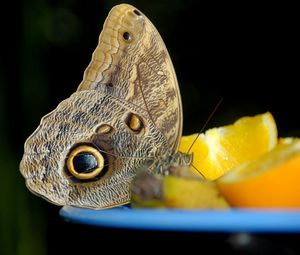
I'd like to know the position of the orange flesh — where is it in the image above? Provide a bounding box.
[217,154,300,207]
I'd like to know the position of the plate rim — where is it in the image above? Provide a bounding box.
[59,206,300,233]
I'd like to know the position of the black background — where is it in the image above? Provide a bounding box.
[1,0,299,254]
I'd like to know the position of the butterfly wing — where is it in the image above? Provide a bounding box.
[20,4,182,208]
[78,4,182,152]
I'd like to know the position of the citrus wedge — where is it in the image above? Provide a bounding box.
[163,176,229,209]
[179,112,278,180]
[131,171,229,209]
[217,140,300,208]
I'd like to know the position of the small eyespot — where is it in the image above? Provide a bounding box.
[133,9,142,16]
[123,31,132,42]
[66,145,104,180]
[107,82,113,87]
[125,113,144,133]
[96,124,113,134]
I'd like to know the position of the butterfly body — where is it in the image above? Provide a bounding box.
[20,4,187,209]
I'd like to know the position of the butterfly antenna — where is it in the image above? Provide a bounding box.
[190,163,206,179]
[187,98,223,154]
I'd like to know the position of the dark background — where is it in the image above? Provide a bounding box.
[1,0,299,254]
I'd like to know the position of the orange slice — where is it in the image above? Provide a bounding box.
[217,140,300,208]
[179,112,278,180]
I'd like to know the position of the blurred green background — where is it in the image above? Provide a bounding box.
[0,0,298,254]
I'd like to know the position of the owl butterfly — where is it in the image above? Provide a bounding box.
[20,4,192,209]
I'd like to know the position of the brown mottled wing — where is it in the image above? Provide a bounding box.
[20,91,168,208]
[78,4,182,152]
[19,4,182,209]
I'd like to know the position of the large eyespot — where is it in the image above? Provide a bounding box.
[66,145,104,180]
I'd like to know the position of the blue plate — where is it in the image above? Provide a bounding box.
[60,206,300,233]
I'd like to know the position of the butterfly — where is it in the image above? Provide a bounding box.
[20,3,192,209]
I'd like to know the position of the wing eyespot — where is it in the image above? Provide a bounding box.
[123,31,132,42]
[133,9,142,16]
[96,124,114,135]
[66,144,106,180]
[125,113,144,134]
